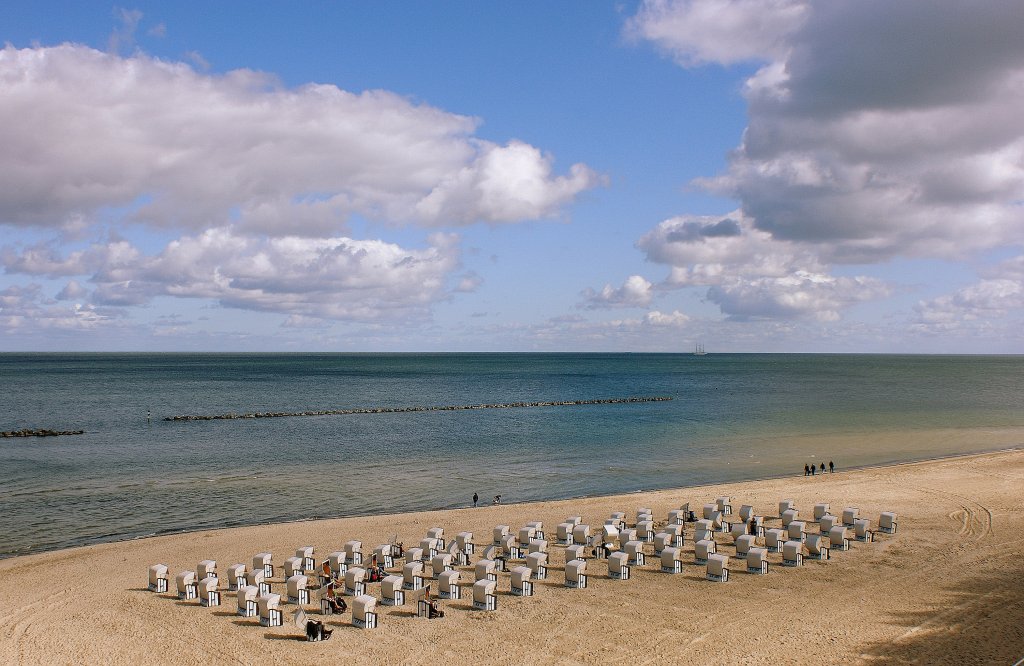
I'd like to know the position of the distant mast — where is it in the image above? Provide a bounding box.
[694,342,706,356]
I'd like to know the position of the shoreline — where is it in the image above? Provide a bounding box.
[4,441,1021,562]
[2,446,1023,663]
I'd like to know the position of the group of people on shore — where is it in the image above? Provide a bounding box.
[471,492,501,507]
[804,461,835,476]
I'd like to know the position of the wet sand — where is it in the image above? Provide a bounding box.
[1,448,1022,665]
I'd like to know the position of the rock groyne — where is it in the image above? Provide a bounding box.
[1,428,85,438]
[164,396,672,422]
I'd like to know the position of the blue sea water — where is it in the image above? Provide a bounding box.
[1,353,1022,557]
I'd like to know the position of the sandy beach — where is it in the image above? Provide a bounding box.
[2,448,1022,665]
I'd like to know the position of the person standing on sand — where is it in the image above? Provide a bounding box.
[810,464,815,476]
[473,493,478,507]
[804,464,810,476]
[829,461,834,473]
[820,462,826,474]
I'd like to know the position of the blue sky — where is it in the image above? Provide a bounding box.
[1,1,1022,352]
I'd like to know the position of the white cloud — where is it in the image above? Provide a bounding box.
[0,45,598,235]
[631,0,1024,263]
[913,254,1024,333]
[0,284,122,332]
[708,272,888,322]
[581,274,654,309]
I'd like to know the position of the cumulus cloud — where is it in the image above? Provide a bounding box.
[581,275,654,309]
[913,254,1024,334]
[631,0,1024,262]
[0,284,122,332]
[0,44,599,235]
[2,229,461,321]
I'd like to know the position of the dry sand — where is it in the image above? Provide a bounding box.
[2,448,1023,665]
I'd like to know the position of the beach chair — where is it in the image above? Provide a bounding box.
[565,544,586,561]
[420,537,439,560]
[779,499,795,517]
[693,526,713,545]
[664,523,684,547]
[565,559,588,589]
[493,525,510,546]
[197,559,217,581]
[526,521,545,541]
[352,595,378,629]
[710,510,728,533]
[730,522,748,542]
[475,559,498,582]
[439,569,462,599]
[236,584,259,617]
[602,524,620,547]
[607,551,631,580]
[765,528,786,553]
[813,503,830,522]
[828,526,850,551]
[527,551,548,580]
[402,561,424,591]
[781,509,799,528]
[198,576,220,607]
[246,568,271,596]
[518,526,537,549]
[566,516,582,527]
[806,533,829,560]
[511,566,534,596]
[820,514,839,535]
[148,564,168,593]
[456,531,475,556]
[176,571,198,600]
[283,557,303,580]
[405,547,424,566]
[636,509,653,526]
[842,507,860,527]
[295,546,314,572]
[618,529,637,549]
[854,518,874,542]
[706,553,729,582]
[258,593,283,627]
[879,512,898,534]
[529,539,548,554]
[381,575,405,606]
[703,503,717,520]
[373,544,395,569]
[782,540,803,567]
[327,551,348,577]
[344,540,363,566]
[748,515,765,537]
[746,548,769,575]
[735,534,756,559]
[625,540,646,566]
[668,509,686,526]
[431,553,453,578]
[500,534,522,560]
[738,505,755,522]
[473,579,498,610]
[661,547,683,574]
[286,574,309,605]
[694,539,717,565]
[426,527,445,549]
[253,552,273,578]
[788,520,807,544]
[636,520,655,543]
[609,512,626,530]
[572,524,591,546]
[717,496,732,515]
[653,532,672,556]
[226,563,246,591]
[556,522,574,545]
[345,567,366,596]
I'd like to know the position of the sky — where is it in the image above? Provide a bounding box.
[1,0,1022,353]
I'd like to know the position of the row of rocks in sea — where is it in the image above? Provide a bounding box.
[163,396,673,422]
[1,428,85,438]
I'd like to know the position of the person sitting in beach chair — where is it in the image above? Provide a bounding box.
[324,583,347,614]
[320,560,338,587]
[427,598,445,619]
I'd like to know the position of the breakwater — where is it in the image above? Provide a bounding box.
[164,396,673,422]
[1,428,85,438]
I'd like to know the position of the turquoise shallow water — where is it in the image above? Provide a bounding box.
[1,353,1022,557]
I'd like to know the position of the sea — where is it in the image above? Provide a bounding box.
[1,353,1022,558]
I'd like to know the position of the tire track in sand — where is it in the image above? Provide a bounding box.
[911,485,993,542]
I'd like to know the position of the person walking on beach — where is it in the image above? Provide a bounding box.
[804,464,810,477]
[829,460,834,473]
[810,464,815,476]
[473,492,478,507]
[820,462,826,474]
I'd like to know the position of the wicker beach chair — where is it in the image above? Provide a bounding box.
[175,570,197,600]
[661,546,683,573]
[806,533,829,560]
[636,520,655,543]
[781,509,799,528]
[556,522,574,545]
[572,524,591,546]
[788,520,807,543]
[475,559,498,582]
[198,576,220,607]
[373,544,395,568]
[717,496,732,514]
[828,526,850,551]
[226,563,246,591]
[526,521,545,541]
[402,561,424,591]
[246,568,270,595]
[854,518,874,542]
[426,527,445,549]
[842,507,860,527]
[439,569,462,599]
[236,584,259,617]
[493,525,510,546]
[694,539,717,565]
[564,559,588,588]
[345,567,366,596]
[258,593,283,627]
[283,557,303,580]
[148,564,168,593]
[253,552,273,578]
[765,528,786,553]
[381,575,405,606]
[746,547,769,575]
[527,551,548,580]
[735,534,756,559]
[295,546,314,572]
[431,553,453,578]
[352,595,378,629]
[879,512,898,534]
[625,540,646,566]
[327,551,348,577]
[286,574,309,605]
[813,503,830,522]
[344,540,363,566]
[738,505,755,522]
[706,553,729,582]
[196,559,217,581]
[778,499,795,517]
[473,579,498,610]
[782,540,804,566]
[608,551,631,580]
[510,566,534,596]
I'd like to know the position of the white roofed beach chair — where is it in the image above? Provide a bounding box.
[842,507,860,527]
[381,575,405,606]
[529,539,548,554]
[148,564,168,593]
[636,520,655,543]
[518,526,537,548]
[653,532,672,556]
[746,547,769,575]
[703,503,717,520]
[253,552,273,578]
[426,527,445,548]
[420,537,439,560]
[782,540,803,567]
[566,544,586,561]
[344,540,363,566]
[854,518,874,542]
[473,579,498,610]
[806,533,829,560]
[345,567,366,596]
[373,544,394,569]
[295,546,314,572]
[406,547,424,566]
[814,503,830,522]
[226,563,246,591]
[781,509,799,528]
[730,522,748,542]
[572,524,591,546]
[286,574,309,605]
[707,553,729,582]
[284,557,303,580]
[618,529,637,549]
[625,540,646,566]
[327,551,348,577]
[526,521,545,540]
[198,576,220,607]
[879,512,898,534]
[788,520,807,543]
[608,551,631,580]
[500,534,522,560]
[765,528,786,553]
[564,559,588,588]
[738,505,754,522]
[402,561,424,591]
[352,594,378,629]
[475,559,498,582]
[511,566,534,596]
[527,551,548,580]
[439,569,461,599]
[556,522,574,545]
[661,546,683,574]
[668,509,686,526]
[820,514,839,534]
[197,560,217,581]
[236,584,259,617]
[246,568,270,596]
[664,523,684,547]
[176,570,197,600]
[493,525,510,545]
[779,499,795,517]
[431,553,453,578]
[735,534,756,559]
[828,526,850,551]
[609,512,626,530]
[717,496,732,514]
[566,516,582,526]
[694,539,717,565]
[258,593,283,627]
